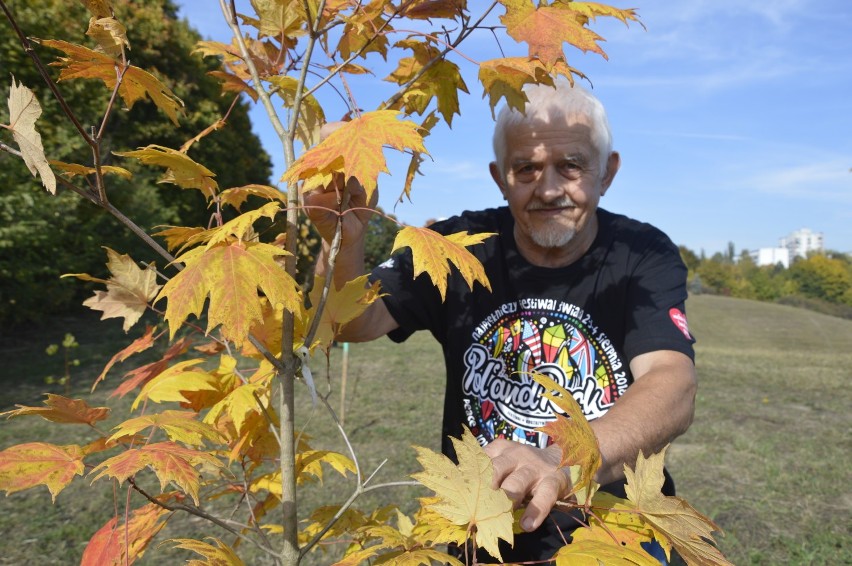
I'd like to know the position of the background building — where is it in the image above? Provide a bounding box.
[750,247,791,268]
[781,229,824,261]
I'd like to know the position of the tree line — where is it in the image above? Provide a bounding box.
[680,244,852,319]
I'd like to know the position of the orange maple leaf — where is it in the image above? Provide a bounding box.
[108,410,224,447]
[281,110,426,201]
[624,447,734,565]
[80,503,169,566]
[156,240,301,346]
[39,39,183,125]
[499,0,638,68]
[531,372,602,504]
[108,336,193,398]
[1,394,110,426]
[391,226,494,301]
[92,325,158,392]
[0,442,85,502]
[90,441,222,505]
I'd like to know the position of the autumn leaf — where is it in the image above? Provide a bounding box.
[80,503,169,566]
[92,325,158,392]
[40,40,183,124]
[156,240,301,346]
[4,77,56,193]
[399,0,467,20]
[0,442,85,502]
[249,0,309,38]
[152,226,209,253]
[208,69,259,102]
[115,144,218,198]
[582,491,659,555]
[108,336,193,398]
[90,441,222,504]
[218,184,285,211]
[108,410,224,447]
[78,0,112,19]
[267,75,326,148]
[553,537,661,565]
[624,447,733,566]
[478,57,584,116]
[1,394,110,426]
[167,538,244,565]
[282,110,426,201]
[500,0,607,68]
[336,1,391,61]
[392,226,494,301]
[65,247,161,332]
[204,381,269,438]
[401,111,439,203]
[306,275,383,349]
[531,372,601,503]
[412,427,514,561]
[204,201,281,248]
[131,359,219,411]
[385,38,469,126]
[50,159,133,180]
[86,16,130,58]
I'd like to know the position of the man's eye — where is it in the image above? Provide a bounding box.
[515,164,536,175]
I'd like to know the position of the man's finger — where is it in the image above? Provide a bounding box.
[520,474,564,532]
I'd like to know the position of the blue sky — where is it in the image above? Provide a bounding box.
[176,1,851,255]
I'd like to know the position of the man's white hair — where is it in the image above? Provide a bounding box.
[492,81,613,178]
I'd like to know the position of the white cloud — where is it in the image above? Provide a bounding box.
[745,160,852,203]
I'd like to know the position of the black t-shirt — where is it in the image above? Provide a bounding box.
[370,207,695,561]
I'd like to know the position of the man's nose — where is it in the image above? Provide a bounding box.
[534,166,564,201]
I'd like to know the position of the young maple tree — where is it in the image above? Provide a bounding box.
[0,0,732,564]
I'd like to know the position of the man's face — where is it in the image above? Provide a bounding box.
[490,114,619,264]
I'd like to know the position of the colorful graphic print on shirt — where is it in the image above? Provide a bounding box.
[462,298,629,448]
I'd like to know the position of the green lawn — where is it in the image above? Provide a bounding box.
[0,295,850,564]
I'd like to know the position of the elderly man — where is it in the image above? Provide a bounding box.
[306,82,697,563]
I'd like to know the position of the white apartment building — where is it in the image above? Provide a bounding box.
[750,247,790,268]
[780,228,824,260]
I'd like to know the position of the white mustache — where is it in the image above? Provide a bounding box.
[526,197,576,211]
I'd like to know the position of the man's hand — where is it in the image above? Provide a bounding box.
[485,439,572,533]
[303,122,377,247]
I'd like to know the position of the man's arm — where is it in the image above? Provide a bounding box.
[485,350,697,532]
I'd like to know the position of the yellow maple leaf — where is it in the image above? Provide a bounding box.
[0,442,85,502]
[411,427,514,561]
[90,441,222,505]
[582,491,661,556]
[624,448,734,566]
[64,247,161,332]
[218,183,285,211]
[281,110,426,201]
[40,40,183,125]
[5,77,56,193]
[50,160,133,180]
[115,144,218,198]
[131,359,219,411]
[267,75,326,148]
[402,111,440,202]
[392,227,494,301]
[78,0,112,19]
[553,537,661,565]
[307,275,383,349]
[167,538,244,565]
[205,201,281,248]
[156,240,301,346]
[86,16,130,58]
[151,226,208,253]
[385,38,469,126]
[478,57,584,116]
[531,372,602,503]
[1,394,110,426]
[399,0,468,20]
[336,2,391,60]
[203,381,269,437]
[108,410,224,447]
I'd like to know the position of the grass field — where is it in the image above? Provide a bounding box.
[0,294,850,565]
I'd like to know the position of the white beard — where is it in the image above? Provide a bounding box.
[529,224,576,248]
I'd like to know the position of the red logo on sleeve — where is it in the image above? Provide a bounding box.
[669,308,692,340]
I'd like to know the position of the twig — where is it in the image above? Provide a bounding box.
[0,141,22,158]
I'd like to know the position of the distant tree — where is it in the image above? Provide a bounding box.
[790,254,852,305]
[364,209,400,271]
[679,245,700,273]
[0,0,272,325]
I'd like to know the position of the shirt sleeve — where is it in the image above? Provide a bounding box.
[368,248,447,344]
[622,233,696,362]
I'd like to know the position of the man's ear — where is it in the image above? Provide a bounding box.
[600,151,621,195]
[489,162,507,199]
